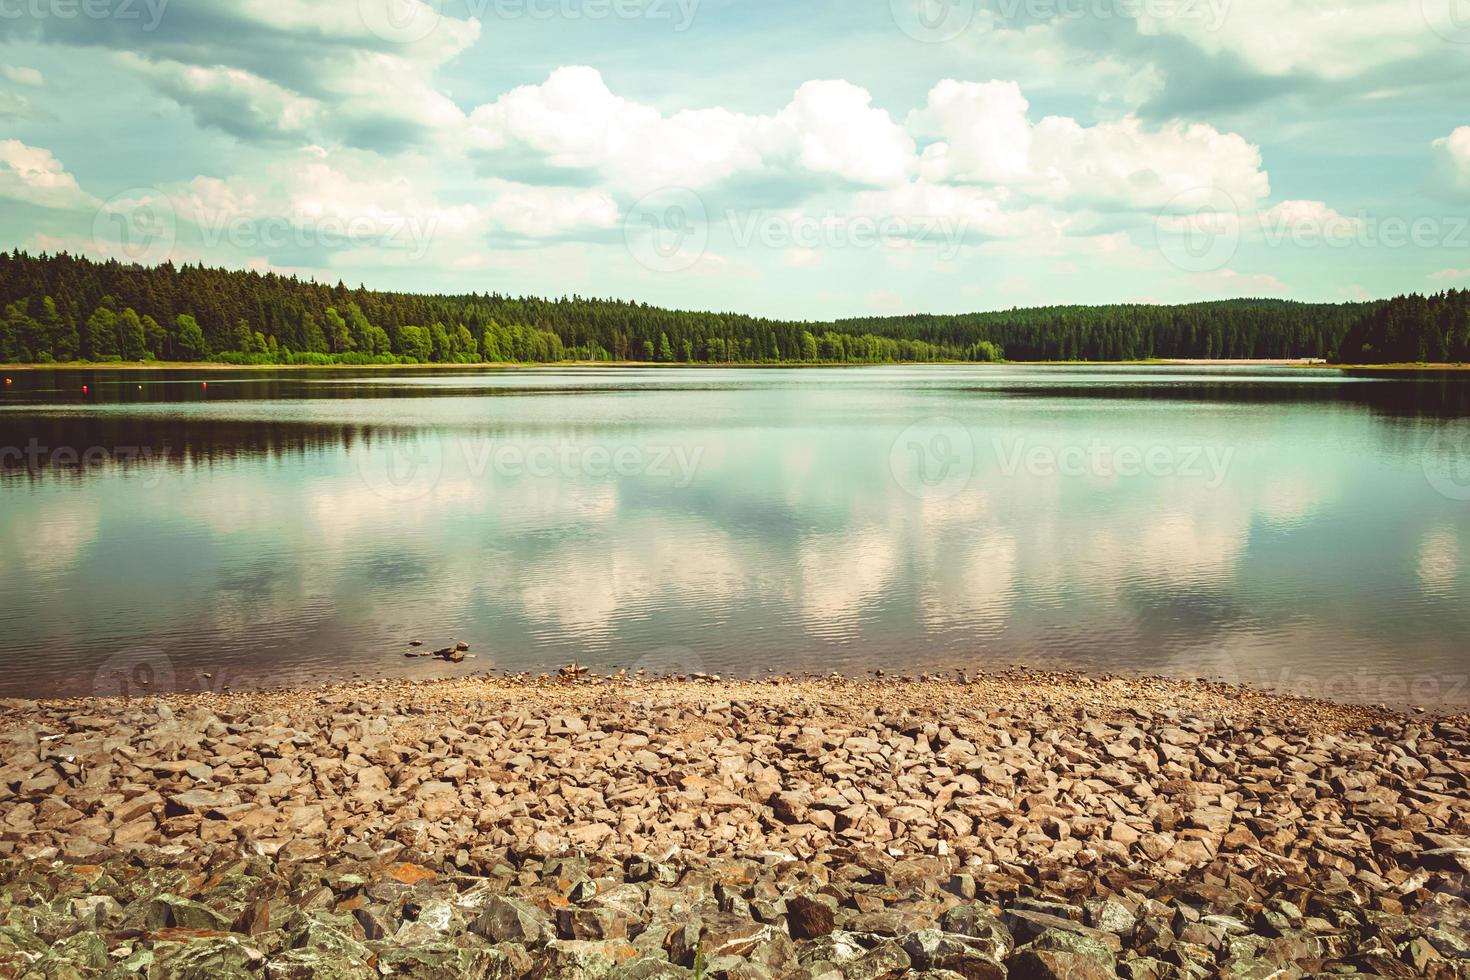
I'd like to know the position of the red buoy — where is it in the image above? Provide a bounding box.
[3,378,10,385]
[82,385,88,394]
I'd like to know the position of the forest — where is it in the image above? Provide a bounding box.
[0,250,1459,366]
[1336,289,1470,363]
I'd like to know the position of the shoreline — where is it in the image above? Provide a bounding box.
[6,358,1470,373]
[8,667,1451,728]
[4,669,1468,976]
[13,659,1466,718]
[5,358,1463,973]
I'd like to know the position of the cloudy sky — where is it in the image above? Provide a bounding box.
[1,0,1468,318]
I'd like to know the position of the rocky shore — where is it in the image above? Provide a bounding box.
[1,669,1468,978]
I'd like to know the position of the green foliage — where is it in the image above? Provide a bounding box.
[1335,290,1470,363]
[0,250,1408,367]
[116,308,147,360]
[84,306,118,359]
[141,314,166,359]
[174,314,208,359]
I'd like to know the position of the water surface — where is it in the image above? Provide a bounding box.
[2,365,1468,707]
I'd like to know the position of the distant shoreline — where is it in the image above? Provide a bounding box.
[5,358,1470,372]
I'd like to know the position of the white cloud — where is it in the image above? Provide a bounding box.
[105,0,478,149]
[910,80,1037,185]
[1136,0,1440,82]
[466,67,914,195]
[911,79,1269,211]
[2,66,43,87]
[0,140,97,211]
[776,80,915,187]
[1433,126,1470,199]
[119,54,321,141]
[1431,268,1470,283]
[1251,199,1360,244]
[483,181,619,239]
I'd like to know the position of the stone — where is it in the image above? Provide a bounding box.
[470,895,553,945]
[787,893,836,939]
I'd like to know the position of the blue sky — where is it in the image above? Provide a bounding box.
[1,0,1468,318]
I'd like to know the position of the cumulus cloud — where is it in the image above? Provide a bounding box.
[1135,0,1438,82]
[972,0,1470,120]
[912,79,1269,210]
[1432,126,1470,199]
[118,54,321,143]
[465,66,1269,257]
[466,67,914,196]
[20,0,478,150]
[0,140,98,211]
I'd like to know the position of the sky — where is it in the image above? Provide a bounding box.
[1,0,1468,319]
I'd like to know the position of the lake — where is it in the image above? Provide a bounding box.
[2,364,1469,707]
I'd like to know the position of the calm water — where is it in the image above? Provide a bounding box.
[2,365,1469,706]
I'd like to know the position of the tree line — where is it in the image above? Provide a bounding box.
[0,250,1450,367]
[1336,290,1470,364]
